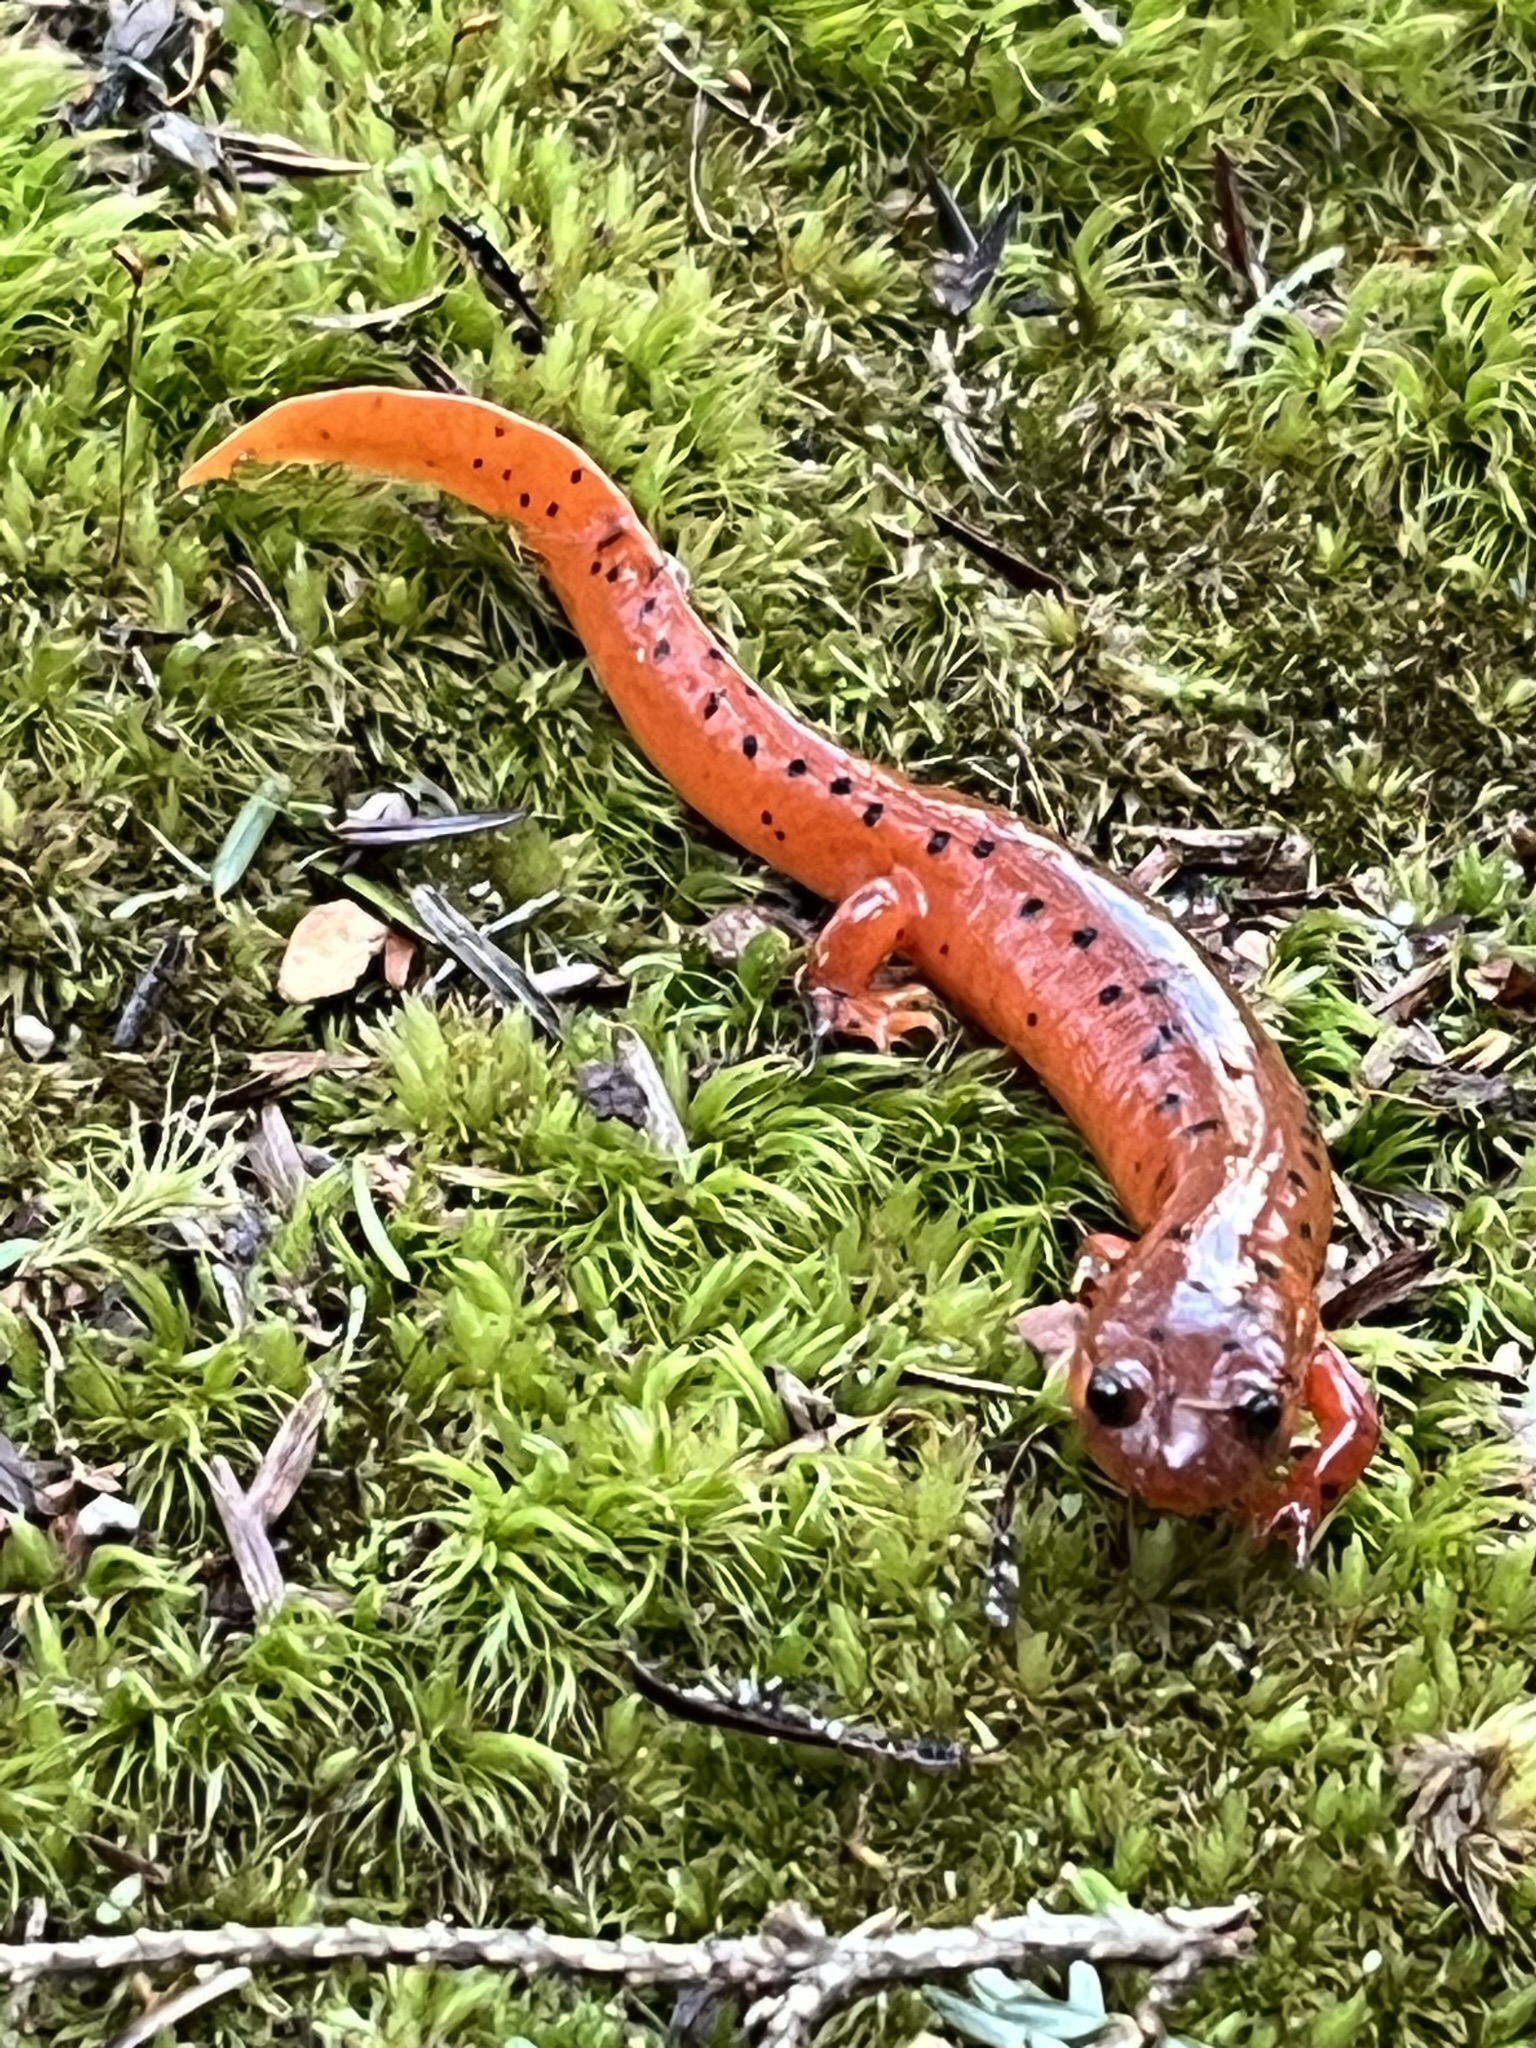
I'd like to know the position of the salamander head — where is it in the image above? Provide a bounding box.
[1067,1239,1314,1517]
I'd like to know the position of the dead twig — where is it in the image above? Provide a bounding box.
[1321,1242,1441,1329]
[983,1433,1046,1631]
[111,930,186,1050]
[1212,145,1265,304]
[331,805,525,847]
[625,1657,964,1771]
[205,1376,329,1622]
[1223,245,1344,370]
[105,1967,252,2048]
[0,1896,1257,2048]
[655,40,782,144]
[409,884,563,1034]
[293,287,447,334]
[686,94,729,246]
[441,215,543,352]
[872,465,1061,596]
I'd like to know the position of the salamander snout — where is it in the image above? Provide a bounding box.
[1069,1257,1310,1517]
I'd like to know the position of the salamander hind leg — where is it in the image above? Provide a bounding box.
[800,872,944,1053]
[1252,1337,1380,1565]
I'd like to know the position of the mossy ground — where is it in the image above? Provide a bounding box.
[3,1,1536,2043]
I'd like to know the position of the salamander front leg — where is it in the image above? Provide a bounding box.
[800,872,944,1053]
[1253,1337,1380,1564]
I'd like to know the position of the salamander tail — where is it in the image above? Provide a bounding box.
[178,386,626,556]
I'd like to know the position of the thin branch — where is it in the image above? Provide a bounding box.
[1223,245,1344,369]
[206,1376,329,1621]
[106,1967,252,2048]
[655,40,782,144]
[0,1898,1256,2048]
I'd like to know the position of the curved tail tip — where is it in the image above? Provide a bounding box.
[177,439,248,492]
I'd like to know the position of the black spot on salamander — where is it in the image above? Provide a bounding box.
[1027,1011,1038,1026]
[743,736,759,758]
[1168,1223,1193,1242]
[940,942,950,956]
[1140,1035,1167,1061]
[590,561,603,575]
[1256,1255,1280,1279]
[1157,1092,1181,1113]
[502,470,511,482]
[788,759,807,777]
[319,429,331,441]
[570,467,583,483]
[647,562,664,582]
[775,830,785,842]
[1321,1481,1341,1501]
[640,597,656,618]
[1071,927,1097,948]
[494,426,505,438]
[1287,1169,1307,1190]
[606,565,622,583]
[1019,897,1044,919]
[706,647,724,661]
[1098,984,1123,1005]
[1141,977,1167,995]
[545,501,560,517]
[598,528,625,550]
[831,776,852,795]
[1149,1325,1166,1343]
[1303,1146,1324,1170]
[520,492,531,507]
[927,830,951,855]
[761,810,773,826]
[1181,1118,1222,1138]
[1222,1338,1242,1355]
[703,692,720,719]
[972,838,995,858]
[1299,1222,1314,1240]
[472,457,483,469]
[654,639,671,661]
[863,803,884,826]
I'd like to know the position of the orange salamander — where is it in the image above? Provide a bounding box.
[181,386,1380,1557]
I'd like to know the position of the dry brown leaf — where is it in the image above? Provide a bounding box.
[697,902,806,964]
[1469,956,1536,1009]
[1014,1299,1084,1363]
[1359,1024,1416,1090]
[1398,1704,1536,1936]
[1319,1242,1441,1329]
[382,929,417,991]
[1449,1027,1518,1072]
[1370,954,1450,1021]
[452,8,501,43]
[277,902,389,1005]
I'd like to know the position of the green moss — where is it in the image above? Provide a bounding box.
[2,0,1536,2043]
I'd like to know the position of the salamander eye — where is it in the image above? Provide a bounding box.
[1084,1363,1148,1429]
[1233,1386,1285,1444]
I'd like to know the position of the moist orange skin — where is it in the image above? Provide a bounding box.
[181,387,1380,1549]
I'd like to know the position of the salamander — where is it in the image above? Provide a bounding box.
[181,386,1380,1556]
